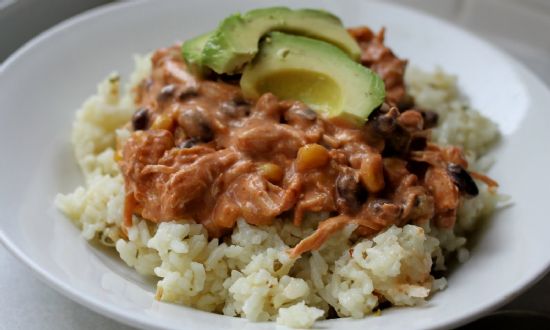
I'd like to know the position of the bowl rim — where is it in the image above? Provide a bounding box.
[1,0,550,329]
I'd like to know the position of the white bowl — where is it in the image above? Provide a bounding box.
[1,0,550,329]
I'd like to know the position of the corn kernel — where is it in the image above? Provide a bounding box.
[259,163,284,183]
[151,114,173,130]
[296,143,330,172]
[359,153,385,193]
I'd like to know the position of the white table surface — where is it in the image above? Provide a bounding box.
[1,0,550,329]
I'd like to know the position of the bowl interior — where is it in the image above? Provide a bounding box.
[1,0,550,329]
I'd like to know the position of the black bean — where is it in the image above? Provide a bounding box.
[131,107,149,131]
[219,100,250,118]
[447,163,479,197]
[418,110,439,129]
[368,107,399,136]
[157,84,176,101]
[179,86,199,100]
[179,138,199,149]
[178,108,213,142]
[336,172,363,214]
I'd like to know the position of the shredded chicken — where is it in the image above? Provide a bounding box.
[118,29,497,258]
[348,26,409,107]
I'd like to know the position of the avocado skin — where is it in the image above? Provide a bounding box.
[200,7,361,74]
[182,31,214,75]
[241,32,385,125]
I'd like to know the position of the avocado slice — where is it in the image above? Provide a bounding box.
[182,31,214,75]
[241,32,385,125]
[201,7,361,74]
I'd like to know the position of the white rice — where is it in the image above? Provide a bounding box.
[55,55,502,328]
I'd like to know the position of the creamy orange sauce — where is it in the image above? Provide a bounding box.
[118,28,486,257]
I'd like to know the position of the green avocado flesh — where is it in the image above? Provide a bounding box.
[198,7,361,74]
[257,70,341,115]
[241,32,385,125]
